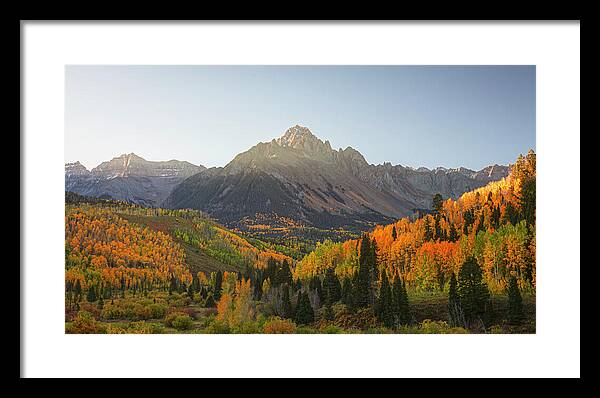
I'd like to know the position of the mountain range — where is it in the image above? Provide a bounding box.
[66,125,510,230]
[65,153,205,207]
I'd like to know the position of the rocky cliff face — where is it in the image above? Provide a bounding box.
[65,154,205,207]
[165,125,509,229]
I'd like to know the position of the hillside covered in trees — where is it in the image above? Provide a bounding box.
[65,151,535,334]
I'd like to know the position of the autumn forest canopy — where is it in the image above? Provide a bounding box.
[65,151,536,334]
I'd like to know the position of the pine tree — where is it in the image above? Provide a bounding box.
[282,284,293,319]
[449,223,458,242]
[324,303,334,321]
[342,277,354,309]
[354,235,373,308]
[253,276,263,301]
[168,275,177,295]
[392,275,401,324]
[434,215,442,241]
[432,193,443,213]
[448,272,465,327]
[74,279,82,305]
[204,294,216,308]
[398,279,410,325]
[279,260,293,287]
[86,285,97,303]
[424,216,433,241]
[324,267,342,304]
[457,257,490,323]
[507,276,524,324]
[97,295,104,310]
[120,276,127,298]
[391,225,397,241]
[377,270,394,328]
[370,238,378,306]
[187,283,195,301]
[295,292,315,325]
[192,273,200,293]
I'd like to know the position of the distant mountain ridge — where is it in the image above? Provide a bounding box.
[164,125,510,230]
[65,153,205,207]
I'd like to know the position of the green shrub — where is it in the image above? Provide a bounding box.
[171,314,194,331]
[232,321,261,334]
[165,311,191,329]
[203,319,231,334]
[263,317,296,334]
[400,319,469,334]
[148,303,168,319]
[66,311,105,334]
[100,301,154,321]
[320,324,344,334]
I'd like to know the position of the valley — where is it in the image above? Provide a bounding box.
[64,147,536,334]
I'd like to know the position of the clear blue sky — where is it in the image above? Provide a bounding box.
[65,65,535,171]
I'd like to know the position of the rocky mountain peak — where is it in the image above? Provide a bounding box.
[65,161,91,177]
[89,153,204,179]
[276,125,317,146]
[275,125,334,155]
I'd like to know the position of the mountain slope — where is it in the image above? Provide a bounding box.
[65,153,205,207]
[165,125,509,230]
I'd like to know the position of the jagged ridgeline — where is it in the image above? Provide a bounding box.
[67,126,510,234]
[294,151,536,295]
[164,125,510,232]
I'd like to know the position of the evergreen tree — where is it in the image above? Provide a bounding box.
[73,279,81,302]
[97,295,104,310]
[282,284,293,319]
[295,292,315,325]
[507,276,524,324]
[457,257,490,323]
[391,275,401,323]
[191,273,200,293]
[324,267,342,304]
[434,215,442,241]
[253,276,263,301]
[397,279,411,325]
[74,279,82,305]
[432,193,444,213]
[448,272,465,327]
[491,205,501,229]
[370,238,378,305]
[86,285,97,303]
[424,216,433,241]
[377,270,394,328]
[120,276,127,298]
[391,225,397,241]
[476,213,486,233]
[354,235,373,308]
[449,223,458,242]
[204,294,216,308]
[168,275,177,295]
[187,283,195,301]
[279,260,293,287]
[324,303,334,321]
[214,271,223,301]
[342,277,354,309]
